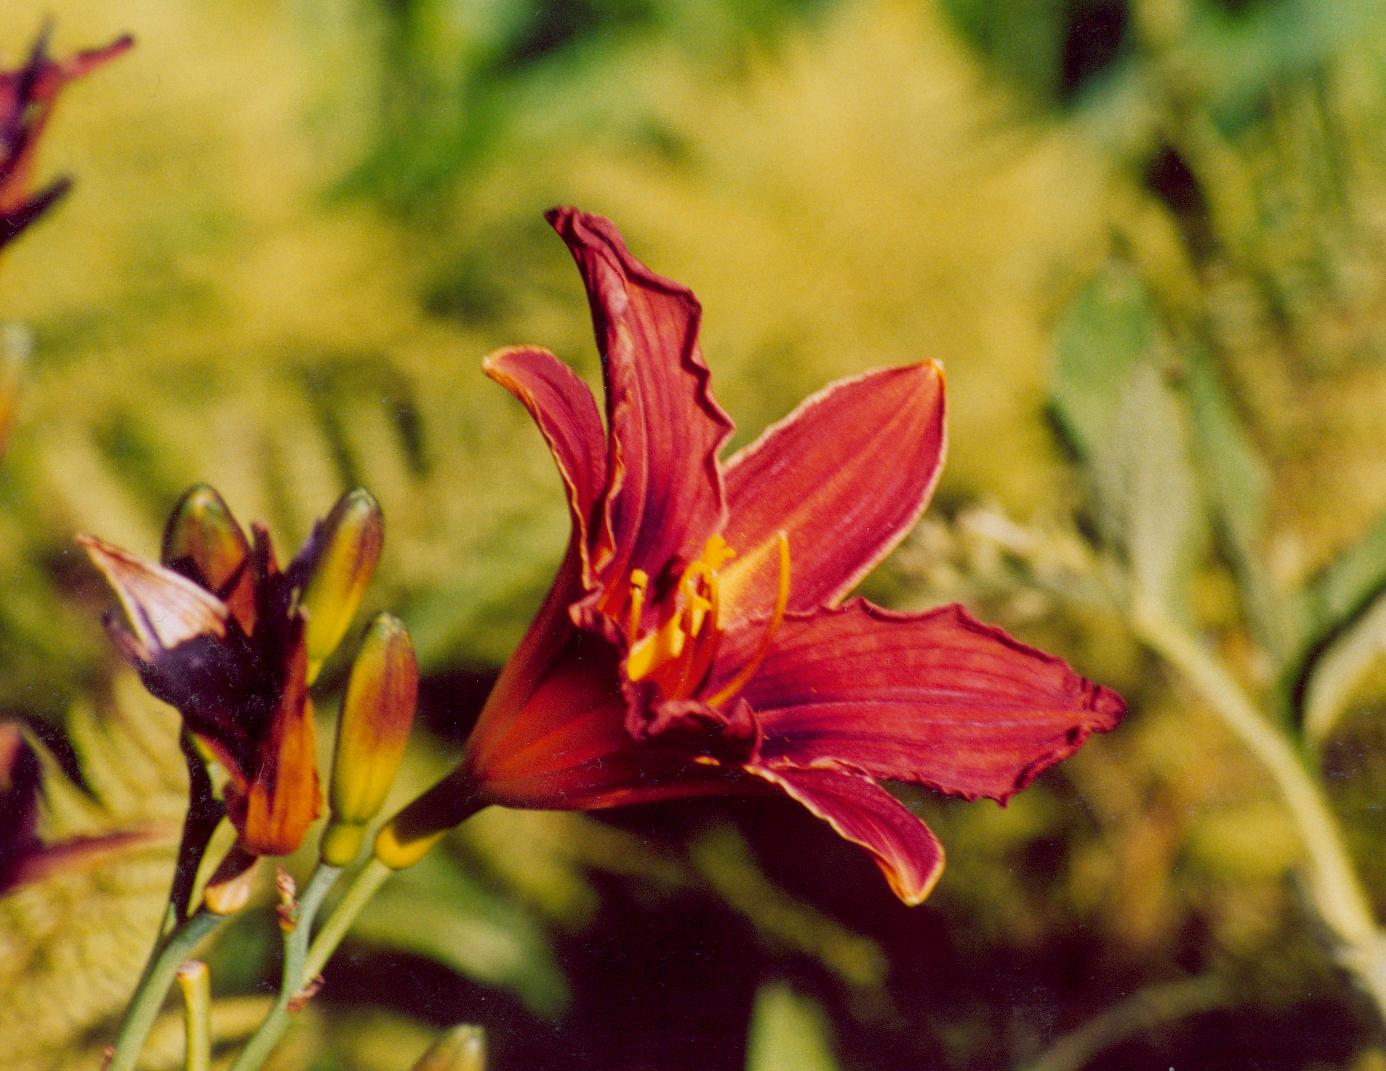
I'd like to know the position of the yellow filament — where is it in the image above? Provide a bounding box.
[626,537,734,685]
[706,531,790,708]
[627,569,649,645]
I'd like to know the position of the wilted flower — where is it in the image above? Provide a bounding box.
[0,26,132,253]
[0,722,151,895]
[378,209,1124,903]
[81,485,384,857]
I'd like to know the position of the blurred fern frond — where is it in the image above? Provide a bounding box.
[0,676,184,1071]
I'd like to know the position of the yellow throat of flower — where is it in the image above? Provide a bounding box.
[625,531,790,706]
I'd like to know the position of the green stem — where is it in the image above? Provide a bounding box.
[107,911,225,1071]
[1135,607,1386,1020]
[175,961,212,1071]
[227,864,342,1071]
[304,857,392,981]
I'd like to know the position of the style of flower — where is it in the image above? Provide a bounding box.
[81,487,382,857]
[0,722,152,895]
[379,208,1125,903]
[1,27,132,253]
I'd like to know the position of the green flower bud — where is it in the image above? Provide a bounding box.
[410,1025,486,1071]
[300,488,384,682]
[161,484,255,630]
[321,614,417,866]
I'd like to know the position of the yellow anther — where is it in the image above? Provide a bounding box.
[706,531,790,708]
[623,535,745,693]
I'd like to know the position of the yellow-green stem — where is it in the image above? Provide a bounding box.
[227,864,341,1071]
[305,857,392,980]
[1135,607,1386,1019]
[176,961,212,1071]
[107,911,225,1071]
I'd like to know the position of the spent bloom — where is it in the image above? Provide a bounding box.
[81,485,385,857]
[0,27,132,253]
[0,722,151,895]
[378,208,1125,903]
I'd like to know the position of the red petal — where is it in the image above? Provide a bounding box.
[546,208,733,600]
[465,619,738,810]
[484,345,609,579]
[720,363,946,618]
[747,763,944,905]
[725,600,1124,803]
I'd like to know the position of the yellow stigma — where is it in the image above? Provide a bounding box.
[625,532,789,707]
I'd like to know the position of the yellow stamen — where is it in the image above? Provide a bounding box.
[706,531,790,708]
[626,537,732,688]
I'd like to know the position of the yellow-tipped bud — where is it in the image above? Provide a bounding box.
[373,768,481,871]
[203,847,258,916]
[321,614,417,866]
[300,488,384,682]
[409,1025,486,1071]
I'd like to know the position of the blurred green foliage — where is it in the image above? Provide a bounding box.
[5,0,1386,1068]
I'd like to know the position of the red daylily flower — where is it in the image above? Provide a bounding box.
[385,208,1124,903]
[1,27,132,252]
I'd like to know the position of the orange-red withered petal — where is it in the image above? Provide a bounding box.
[546,207,733,603]
[725,600,1124,803]
[747,763,945,905]
[720,363,946,617]
[230,637,322,855]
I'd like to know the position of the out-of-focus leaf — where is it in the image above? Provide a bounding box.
[0,677,185,1071]
[1049,266,1153,462]
[1092,362,1205,616]
[1297,509,1386,642]
[690,826,885,990]
[1302,588,1386,748]
[1185,345,1290,658]
[745,983,840,1071]
[349,849,568,1017]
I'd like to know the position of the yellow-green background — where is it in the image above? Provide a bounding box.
[4,1,1386,1069]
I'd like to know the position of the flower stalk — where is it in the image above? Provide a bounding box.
[227,863,342,1071]
[1133,605,1386,1021]
[106,910,225,1071]
[175,961,212,1071]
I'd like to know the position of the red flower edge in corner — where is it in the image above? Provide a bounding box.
[0,27,133,252]
[379,208,1125,904]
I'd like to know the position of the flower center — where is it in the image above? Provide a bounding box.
[625,531,790,706]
